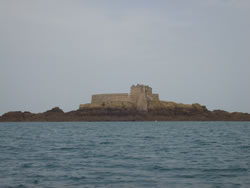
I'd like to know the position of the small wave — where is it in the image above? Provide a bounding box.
[154,148,169,152]
[59,147,78,151]
[219,174,237,178]
[151,166,200,172]
[143,136,156,139]
[69,176,87,181]
[239,145,250,149]
[45,163,59,169]
[152,165,171,171]
[8,185,28,188]
[202,168,248,173]
[175,175,196,178]
[99,141,112,145]
[193,139,209,145]
[21,163,32,168]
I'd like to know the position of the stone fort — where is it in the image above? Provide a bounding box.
[79,84,159,111]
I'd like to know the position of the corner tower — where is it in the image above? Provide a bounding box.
[130,84,158,111]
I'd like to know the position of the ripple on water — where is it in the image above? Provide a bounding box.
[0,122,250,187]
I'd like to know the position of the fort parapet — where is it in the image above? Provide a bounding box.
[79,84,159,111]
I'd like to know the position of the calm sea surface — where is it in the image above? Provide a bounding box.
[0,122,250,188]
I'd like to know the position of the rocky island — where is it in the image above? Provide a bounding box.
[0,84,250,122]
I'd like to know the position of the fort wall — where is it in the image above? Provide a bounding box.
[91,93,130,104]
[152,94,159,101]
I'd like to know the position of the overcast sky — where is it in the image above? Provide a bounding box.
[0,0,250,115]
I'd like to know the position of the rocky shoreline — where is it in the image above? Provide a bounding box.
[1,105,250,122]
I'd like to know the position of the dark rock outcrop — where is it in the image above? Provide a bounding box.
[45,107,64,113]
[0,104,250,122]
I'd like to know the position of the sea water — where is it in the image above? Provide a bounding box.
[0,122,250,188]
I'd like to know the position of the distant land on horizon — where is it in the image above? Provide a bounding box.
[1,85,250,122]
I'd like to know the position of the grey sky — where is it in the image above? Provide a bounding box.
[0,0,250,115]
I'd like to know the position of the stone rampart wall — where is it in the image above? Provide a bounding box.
[152,94,159,101]
[91,93,131,104]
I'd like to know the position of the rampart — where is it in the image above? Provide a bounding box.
[152,94,159,101]
[91,93,130,104]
